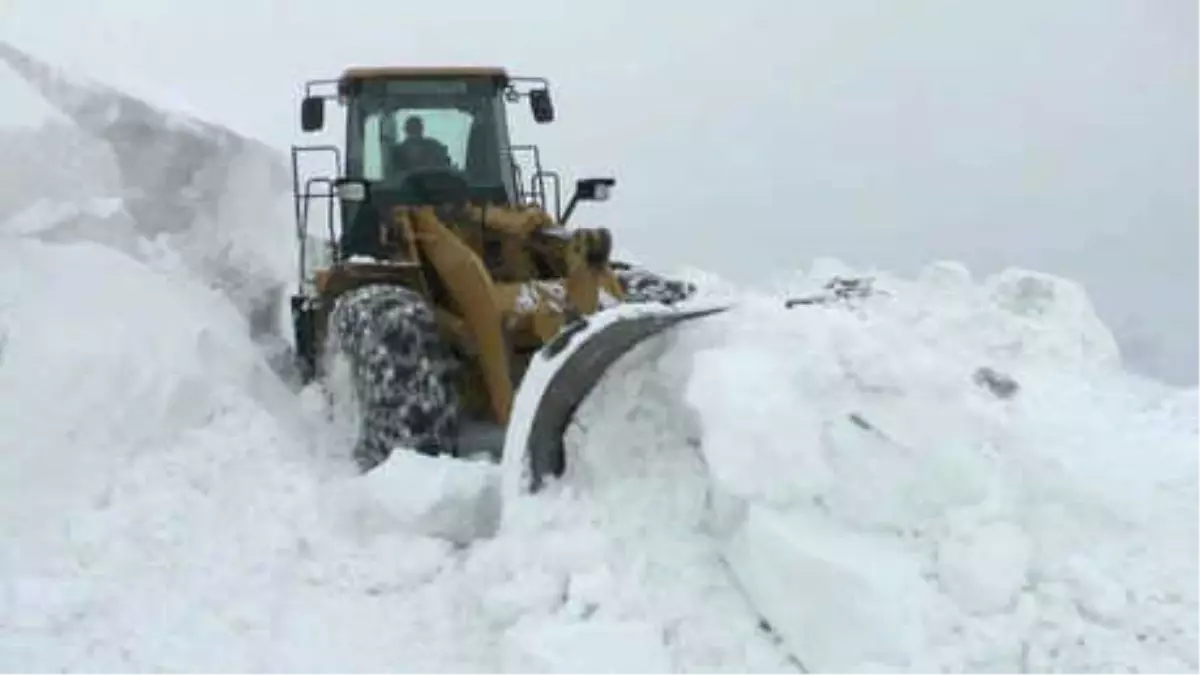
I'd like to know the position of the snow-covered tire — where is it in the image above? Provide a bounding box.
[326,284,461,471]
[615,265,696,305]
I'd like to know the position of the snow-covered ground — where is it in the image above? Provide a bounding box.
[0,46,1196,672]
[2,194,1194,671]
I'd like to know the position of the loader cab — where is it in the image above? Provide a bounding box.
[296,69,559,210]
[336,68,527,205]
[292,66,576,267]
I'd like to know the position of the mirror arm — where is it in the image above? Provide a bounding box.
[561,193,583,224]
[561,177,616,224]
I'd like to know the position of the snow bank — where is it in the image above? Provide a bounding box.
[493,324,799,671]
[0,56,517,671]
[1,42,296,371]
[0,226,499,672]
[494,260,1195,673]
[0,234,314,670]
[0,122,119,220]
[680,264,1198,672]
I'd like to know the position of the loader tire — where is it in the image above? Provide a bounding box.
[615,266,696,305]
[327,284,461,471]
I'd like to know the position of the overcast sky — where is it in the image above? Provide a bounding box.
[2,0,1196,384]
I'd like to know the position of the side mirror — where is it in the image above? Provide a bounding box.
[561,177,616,224]
[301,96,325,132]
[575,177,615,202]
[529,88,555,123]
[334,177,370,202]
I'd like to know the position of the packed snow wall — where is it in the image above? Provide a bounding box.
[0,41,297,373]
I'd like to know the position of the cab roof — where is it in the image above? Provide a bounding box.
[339,66,509,83]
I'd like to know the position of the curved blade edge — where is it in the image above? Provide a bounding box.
[523,304,729,491]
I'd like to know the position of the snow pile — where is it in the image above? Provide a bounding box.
[499,261,1195,673]
[0,221,501,672]
[0,42,296,369]
[676,265,1196,672]
[0,234,313,670]
[494,323,797,671]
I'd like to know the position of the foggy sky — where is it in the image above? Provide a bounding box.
[2,0,1196,384]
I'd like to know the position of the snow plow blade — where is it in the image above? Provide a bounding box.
[510,302,731,492]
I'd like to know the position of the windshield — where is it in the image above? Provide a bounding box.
[345,77,515,197]
[360,108,470,177]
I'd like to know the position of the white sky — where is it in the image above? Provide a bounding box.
[1,0,1196,383]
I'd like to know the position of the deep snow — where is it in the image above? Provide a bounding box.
[2,178,1197,674]
[0,47,1196,673]
[681,274,1198,672]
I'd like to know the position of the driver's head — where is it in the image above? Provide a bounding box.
[403,115,424,139]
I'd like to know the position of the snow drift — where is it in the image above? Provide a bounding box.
[0,41,296,373]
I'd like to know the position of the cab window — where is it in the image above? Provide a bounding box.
[360,108,474,180]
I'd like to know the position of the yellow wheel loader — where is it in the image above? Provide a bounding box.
[289,66,727,489]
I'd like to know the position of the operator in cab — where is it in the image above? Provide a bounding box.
[340,113,456,259]
[390,115,452,173]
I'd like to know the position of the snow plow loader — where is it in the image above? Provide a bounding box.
[290,66,726,488]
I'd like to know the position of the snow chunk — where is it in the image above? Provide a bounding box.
[482,568,568,628]
[357,450,501,545]
[502,618,672,673]
[722,505,929,672]
[934,520,1032,615]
